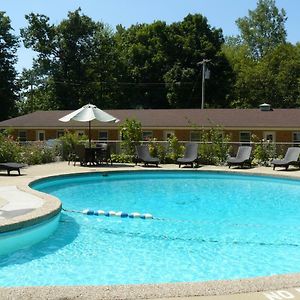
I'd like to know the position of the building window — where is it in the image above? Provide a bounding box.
[99,131,108,141]
[18,130,27,142]
[142,131,153,141]
[293,132,300,146]
[57,130,64,138]
[36,130,45,141]
[164,131,174,140]
[240,131,251,145]
[76,130,85,137]
[190,131,201,142]
[264,132,275,142]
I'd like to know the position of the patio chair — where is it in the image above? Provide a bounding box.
[73,144,87,166]
[177,143,199,168]
[95,143,112,166]
[135,145,159,167]
[227,146,252,168]
[271,147,300,170]
[0,162,26,175]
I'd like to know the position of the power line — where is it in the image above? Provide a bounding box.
[19,79,197,87]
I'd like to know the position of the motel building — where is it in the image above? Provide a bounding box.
[1,104,300,151]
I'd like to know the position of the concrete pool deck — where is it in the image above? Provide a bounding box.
[1,162,300,300]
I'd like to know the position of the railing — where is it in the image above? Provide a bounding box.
[19,139,296,158]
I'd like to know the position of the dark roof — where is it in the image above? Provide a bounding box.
[0,109,300,129]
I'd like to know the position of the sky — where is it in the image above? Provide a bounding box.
[1,0,299,72]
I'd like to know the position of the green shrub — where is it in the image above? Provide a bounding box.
[59,131,87,160]
[166,134,184,163]
[120,118,143,156]
[110,153,134,163]
[210,127,232,165]
[252,135,276,166]
[0,132,22,162]
[198,127,232,165]
[0,132,57,165]
[148,138,167,163]
[20,143,56,165]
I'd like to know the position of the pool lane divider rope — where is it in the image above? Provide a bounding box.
[62,208,300,233]
[62,208,300,230]
[62,208,154,220]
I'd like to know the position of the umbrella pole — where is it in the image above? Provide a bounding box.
[89,121,91,149]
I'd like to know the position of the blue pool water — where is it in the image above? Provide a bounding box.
[2,170,300,286]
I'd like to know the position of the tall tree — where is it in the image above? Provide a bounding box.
[17,65,58,114]
[115,14,233,109]
[20,9,118,110]
[236,0,287,59]
[0,12,18,121]
[259,43,300,107]
[114,21,170,108]
[223,42,300,108]
[165,14,233,108]
[20,11,234,111]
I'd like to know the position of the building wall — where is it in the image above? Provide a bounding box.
[4,127,298,144]
[276,131,292,142]
[27,129,36,141]
[174,130,188,141]
[224,130,295,143]
[22,129,121,141]
[47,129,59,139]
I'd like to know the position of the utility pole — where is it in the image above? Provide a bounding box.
[198,59,211,109]
[30,74,34,112]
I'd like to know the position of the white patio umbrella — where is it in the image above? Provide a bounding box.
[59,103,119,148]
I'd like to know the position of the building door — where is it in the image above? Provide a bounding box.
[36,130,45,141]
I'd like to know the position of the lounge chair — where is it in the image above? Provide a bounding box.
[135,145,159,167]
[177,143,199,168]
[0,162,26,175]
[271,147,300,170]
[227,146,252,168]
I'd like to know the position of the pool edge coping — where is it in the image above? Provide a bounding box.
[1,273,300,299]
[2,166,300,298]
[0,177,63,233]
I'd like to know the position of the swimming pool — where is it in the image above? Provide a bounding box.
[1,170,300,287]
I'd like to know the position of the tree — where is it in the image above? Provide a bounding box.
[20,9,119,110]
[115,14,233,109]
[223,42,300,108]
[223,1,297,108]
[165,14,233,108]
[164,63,196,108]
[236,0,287,59]
[22,11,234,111]
[114,21,170,108]
[0,12,18,121]
[261,43,300,107]
[17,65,58,114]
